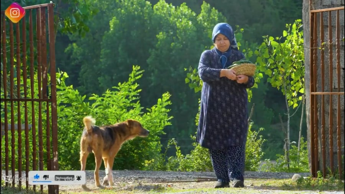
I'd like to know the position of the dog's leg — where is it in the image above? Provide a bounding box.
[80,150,89,190]
[80,152,89,171]
[94,153,103,187]
[102,157,109,186]
[106,157,115,186]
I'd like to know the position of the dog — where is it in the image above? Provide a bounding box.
[79,116,149,188]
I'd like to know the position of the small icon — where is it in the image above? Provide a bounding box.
[34,174,40,179]
[5,2,25,23]
[76,176,81,181]
[43,175,49,180]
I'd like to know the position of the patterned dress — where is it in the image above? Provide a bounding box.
[196,47,255,151]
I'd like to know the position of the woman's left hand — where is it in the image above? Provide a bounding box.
[236,75,249,84]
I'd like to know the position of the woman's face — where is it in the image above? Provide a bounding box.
[214,33,230,52]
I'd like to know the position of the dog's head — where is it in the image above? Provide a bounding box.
[126,119,149,138]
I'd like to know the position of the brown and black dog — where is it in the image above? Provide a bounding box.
[80,116,149,188]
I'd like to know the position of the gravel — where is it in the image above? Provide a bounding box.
[3,170,342,194]
[57,170,311,191]
[79,170,311,182]
[1,170,311,185]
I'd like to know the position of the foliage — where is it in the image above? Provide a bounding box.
[245,123,266,171]
[56,0,307,160]
[254,19,304,166]
[64,0,231,155]
[57,66,172,170]
[0,69,53,171]
[0,0,97,37]
[204,0,302,44]
[255,19,304,109]
[163,122,266,172]
[260,137,309,173]
[293,173,344,191]
[1,66,173,171]
[164,137,213,172]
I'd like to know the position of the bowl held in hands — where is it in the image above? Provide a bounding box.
[228,59,256,77]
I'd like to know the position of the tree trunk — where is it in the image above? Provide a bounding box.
[298,95,305,152]
[284,84,290,169]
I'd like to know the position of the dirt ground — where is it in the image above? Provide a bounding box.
[56,170,343,194]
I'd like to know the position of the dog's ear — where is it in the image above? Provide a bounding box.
[125,119,135,127]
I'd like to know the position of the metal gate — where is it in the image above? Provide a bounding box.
[309,6,344,178]
[1,3,58,193]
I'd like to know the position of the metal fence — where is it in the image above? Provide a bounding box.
[309,6,344,178]
[1,3,58,194]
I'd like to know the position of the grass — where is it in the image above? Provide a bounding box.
[2,177,343,194]
[1,186,46,194]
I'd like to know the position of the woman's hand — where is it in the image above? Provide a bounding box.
[220,69,237,80]
[236,75,249,84]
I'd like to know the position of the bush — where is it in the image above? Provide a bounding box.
[245,123,266,171]
[56,65,173,170]
[164,122,266,172]
[260,136,309,172]
[1,66,172,170]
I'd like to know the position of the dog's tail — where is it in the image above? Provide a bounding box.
[83,116,95,134]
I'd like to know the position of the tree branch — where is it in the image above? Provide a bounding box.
[247,103,255,123]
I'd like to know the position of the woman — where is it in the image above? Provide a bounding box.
[196,23,255,188]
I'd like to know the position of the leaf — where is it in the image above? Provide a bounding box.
[283,30,288,37]
[263,49,269,58]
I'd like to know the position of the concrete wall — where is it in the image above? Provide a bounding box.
[303,0,344,176]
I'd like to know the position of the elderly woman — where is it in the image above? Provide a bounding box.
[196,23,255,188]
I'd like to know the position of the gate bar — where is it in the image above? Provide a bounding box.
[22,15,30,190]
[311,7,344,13]
[335,10,342,179]
[328,10,334,175]
[10,19,16,188]
[309,10,316,178]
[311,92,344,95]
[312,11,319,175]
[319,12,326,178]
[48,3,59,193]
[28,9,38,191]
[16,19,23,190]
[36,6,44,192]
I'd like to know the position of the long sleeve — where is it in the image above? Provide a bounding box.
[198,50,221,83]
[244,76,255,88]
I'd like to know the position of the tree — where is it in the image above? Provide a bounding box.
[255,19,304,168]
[203,0,302,44]
[145,1,212,151]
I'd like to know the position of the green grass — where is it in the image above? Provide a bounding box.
[1,186,47,194]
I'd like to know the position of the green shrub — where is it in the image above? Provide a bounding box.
[245,123,266,171]
[1,65,173,171]
[260,136,309,172]
[56,65,173,170]
[294,171,344,191]
[164,122,266,172]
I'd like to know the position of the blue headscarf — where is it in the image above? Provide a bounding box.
[212,23,238,68]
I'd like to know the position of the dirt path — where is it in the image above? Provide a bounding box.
[56,170,342,194]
